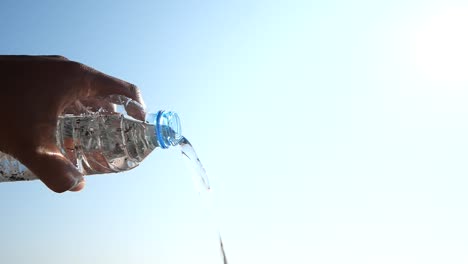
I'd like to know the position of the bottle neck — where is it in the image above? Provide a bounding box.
[146,111,182,149]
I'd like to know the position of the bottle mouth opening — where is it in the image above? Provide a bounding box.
[155,110,182,149]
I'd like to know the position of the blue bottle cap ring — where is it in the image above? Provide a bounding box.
[156,110,182,149]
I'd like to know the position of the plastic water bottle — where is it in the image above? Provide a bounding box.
[0,110,182,182]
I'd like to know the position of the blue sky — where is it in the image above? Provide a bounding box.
[1,0,468,263]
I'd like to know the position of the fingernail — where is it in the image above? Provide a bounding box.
[69,177,85,192]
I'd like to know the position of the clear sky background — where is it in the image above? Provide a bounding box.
[1,0,468,263]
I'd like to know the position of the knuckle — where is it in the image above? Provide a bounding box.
[48,55,68,60]
[65,60,87,72]
[127,83,142,102]
[128,83,140,94]
[63,61,94,95]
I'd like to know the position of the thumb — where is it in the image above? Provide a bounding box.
[21,146,84,193]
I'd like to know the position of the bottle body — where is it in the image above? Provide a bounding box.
[0,111,181,182]
[57,114,159,175]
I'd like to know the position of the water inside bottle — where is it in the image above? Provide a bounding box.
[179,137,228,264]
[57,114,158,175]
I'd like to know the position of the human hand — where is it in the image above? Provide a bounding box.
[0,55,145,192]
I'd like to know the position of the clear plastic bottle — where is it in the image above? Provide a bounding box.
[0,110,182,182]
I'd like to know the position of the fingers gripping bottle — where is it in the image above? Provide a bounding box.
[0,99,182,182]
